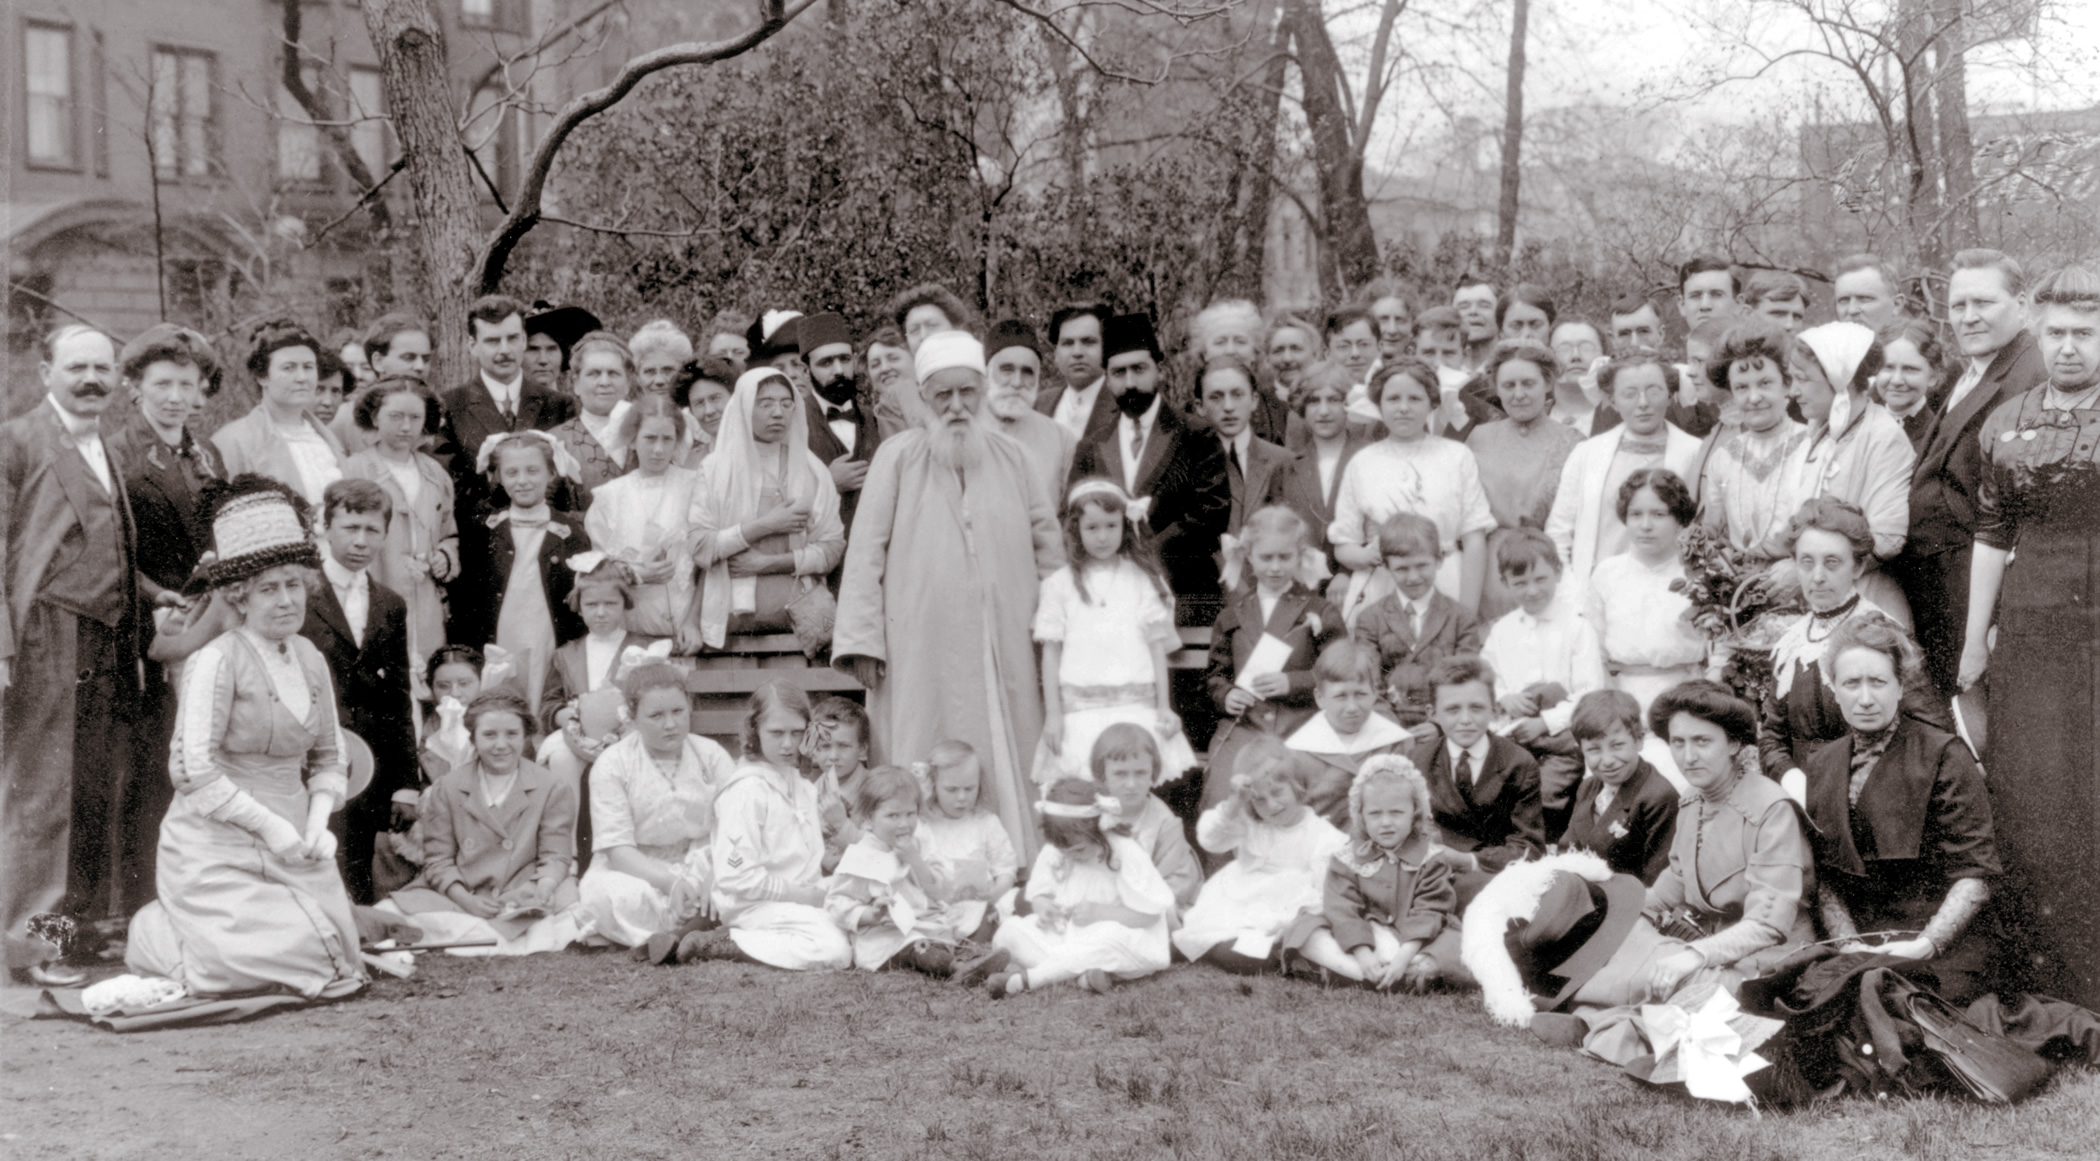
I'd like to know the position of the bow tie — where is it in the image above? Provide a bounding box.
[822,401,858,421]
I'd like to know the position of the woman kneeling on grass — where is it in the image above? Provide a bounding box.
[677,681,853,969]
[576,663,735,954]
[985,778,1176,998]
[381,690,582,955]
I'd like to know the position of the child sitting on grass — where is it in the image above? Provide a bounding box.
[677,681,852,970]
[1279,639,1414,832]
[1352,512,1481,728]
[1176,736,1347,973]
[1284,755,1465,988]
[372,644,486,897]
[805,695,874,869]
[986,778,1176,998]
[915,740,1019,917]
[824,766,1003,981]
[1091,723,1203,913]
[1476,530,1602,841]
[382,690,582,955]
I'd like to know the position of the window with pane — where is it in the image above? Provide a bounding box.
[26,23,76,168]
[348,67,394,182]
[460,0,497,27]
[277,75,323,183]
[150,47,216,179]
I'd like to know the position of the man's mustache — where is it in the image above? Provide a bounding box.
[71,382,111,397]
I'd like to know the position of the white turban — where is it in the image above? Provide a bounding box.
[914,330,985,384]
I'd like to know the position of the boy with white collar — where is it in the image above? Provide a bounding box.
[1476,530,1605,839]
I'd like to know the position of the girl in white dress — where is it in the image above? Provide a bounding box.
[1174,735,1348,970]
[1582,468,1707,790]
[576,664,736,950]
[1033,478,1197,785]
[986,778,1177,997]
[1329,359,1496,614]
[916,741,1020,913]
[585,395,701,646]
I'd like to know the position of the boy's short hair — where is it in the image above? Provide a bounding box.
[809,696,871,749]
[565,562,636,611]
[1375,512,1441,561]
[1426,654,1497,704]
[1741,269,1810,308]
[1313,639,1382,688]
[1412,305,1463,340]
[1494,528,1561,579]
[321,477,392,526]
[849,765,922,821]
[1089,721,1162,783]
[1569,689,1645,743]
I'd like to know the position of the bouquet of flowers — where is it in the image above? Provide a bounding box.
[1670,525,1802,704]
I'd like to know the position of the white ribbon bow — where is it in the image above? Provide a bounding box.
[476,430,583,481]
[612,639,675,682]
[1640,989,1776,1104]
[1217,533,1333,592]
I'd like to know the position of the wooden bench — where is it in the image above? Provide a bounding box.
[684,627,1215,746]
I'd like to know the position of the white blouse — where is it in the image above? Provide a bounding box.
[1328,437,1497,557]
[1583,552,1708,671]
[1032,558,1178,690]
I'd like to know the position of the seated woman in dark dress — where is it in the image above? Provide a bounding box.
[1559,690,1677,885]
[1760,498,1945,805]
[1805,617,2000,1004]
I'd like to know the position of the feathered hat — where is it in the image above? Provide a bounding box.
[202,474,320,585]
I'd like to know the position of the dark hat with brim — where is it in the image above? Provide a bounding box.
[1463,851,1653,1027]
[746,311,804,363]
[202,474,322,585]
[524,303,603,352]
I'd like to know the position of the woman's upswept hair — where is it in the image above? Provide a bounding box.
[1484,340,1562,387]
[1705,320,1795,393]
[739,679,813,762]
[620,662,688,713]
[1824,612,1923,689]
[1785,496,1875,563]
[1347,754,1434,854]
[1648,679,1758,747]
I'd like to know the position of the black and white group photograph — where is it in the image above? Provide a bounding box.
[3,0,2099,1156]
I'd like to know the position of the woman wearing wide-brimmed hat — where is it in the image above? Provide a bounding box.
[125,476,366,999]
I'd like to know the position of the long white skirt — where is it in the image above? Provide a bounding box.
[993,913,1169,979]
[1172,862,1319,961]
[577,865,678,948]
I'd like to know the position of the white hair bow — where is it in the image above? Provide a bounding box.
[476,430,582,481]
[1038,793,1122,819]
[612,639,675,682]
[1217,533,1332,592]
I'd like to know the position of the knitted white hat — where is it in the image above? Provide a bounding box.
[208,476,320,583]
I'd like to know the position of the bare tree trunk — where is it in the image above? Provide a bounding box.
[1234,3,1290,298]
[1929,0,1979,253]
[1285,0,1378,296]
[360,0,481,389]
[281,0,391,230]
[1493,0,1528,268]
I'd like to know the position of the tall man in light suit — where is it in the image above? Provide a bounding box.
[0,325,144,985]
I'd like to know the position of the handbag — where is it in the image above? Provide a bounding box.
[1892,980,2055,1104]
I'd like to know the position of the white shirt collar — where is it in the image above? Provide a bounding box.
[482,370,523,407]
[1224,428,1252,463]
[321,554,365,592]
[1448,734,1491,772]
[47,396,100,439]
[1121,392,1162,436]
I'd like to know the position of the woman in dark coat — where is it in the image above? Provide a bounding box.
[1806,617,1999,1004]
[1759,498,1945,803]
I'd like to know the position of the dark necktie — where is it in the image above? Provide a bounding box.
[1456,750,1475,802]
[1228,440,1242,477]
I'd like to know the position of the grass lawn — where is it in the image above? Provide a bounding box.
[5,949,2100,1160]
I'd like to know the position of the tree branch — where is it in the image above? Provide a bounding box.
[279,0,390,228]
[476,0,821,292]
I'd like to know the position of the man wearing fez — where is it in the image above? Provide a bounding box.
[983,319,1077,506]
[1068,313,1232,623]
[798,312,882,527]
[834,331,1064,859]
[1,325,145,986]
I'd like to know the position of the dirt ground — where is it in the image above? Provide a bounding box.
[5,951,2100,1161]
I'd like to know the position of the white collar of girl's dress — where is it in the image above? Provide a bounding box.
[1286,710,1412,755]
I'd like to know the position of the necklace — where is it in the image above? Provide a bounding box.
[1804,594,1860,643]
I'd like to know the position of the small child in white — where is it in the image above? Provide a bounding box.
[825,766,988,977]
[1175,736,1347,972]
[915,740,1019,919]
[986,778,1176,997]
[1284,754,1466,988]
[1091,722,1203,912]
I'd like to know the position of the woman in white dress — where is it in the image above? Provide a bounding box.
[586,395,702,648]
[1329,358,1496,614]
[343,376,457,668]
[1700,322,1808,566]
[1583,468,1708,790]
[1785,322,1917,626]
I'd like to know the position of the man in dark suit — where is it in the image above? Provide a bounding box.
[1197,354,1293,536]
[1069,314,1232,623]
[0,325,143,985]
[1890,250,2046,697]
[1411,656,1545,906]
[797,312,882,536]
[304,479,417,904]
[1036,302,1118,445]
[110,325,227,916]
[438,294,577,516]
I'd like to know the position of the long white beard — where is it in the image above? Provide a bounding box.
[927,415,984,471]
[985,389,1032,422]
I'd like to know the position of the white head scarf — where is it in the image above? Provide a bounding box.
[694,368,823,646]
[1798,321,1878,432]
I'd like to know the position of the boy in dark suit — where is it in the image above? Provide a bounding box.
[1558,691,1678,885]
[1412,655,1545,906]
[1351,513,1482,727]
[305,478,417,903]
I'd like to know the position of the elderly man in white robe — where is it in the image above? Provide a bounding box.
[834,331,1065,858]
